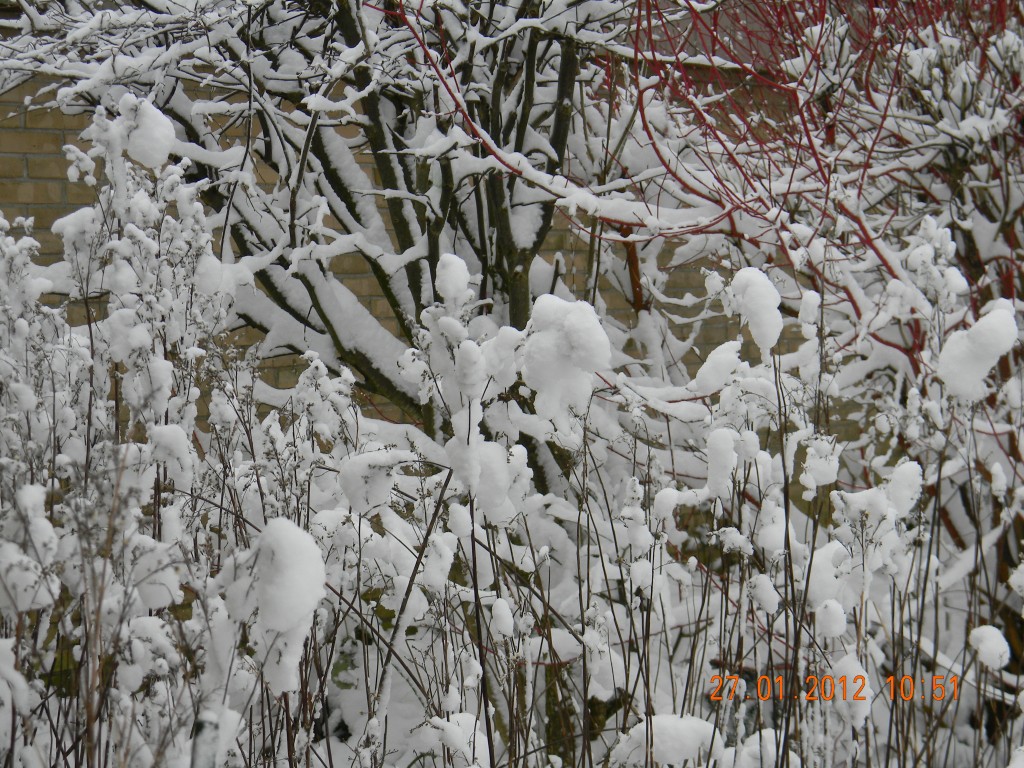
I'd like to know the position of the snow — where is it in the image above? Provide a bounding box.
[0,640,28,709]
[705,427,737,499]
[718,526,753,556]
[804,540,852,608]
[831,655,872,728]
[749,573,779,613]
[885,461,923,517]
[799,436,839,500]
[12,486,57,566]
[447,503,473,537]
[5,2,1024,765]
[338,449,419,515]
[754,499,805,562]
[937,300,1018,400]
[944,266,969,295]
[0,638,29,752]
[148,423,194,490]
[0,542,57,613]
[610,714,723,765]
[730,730,802,768]
[436,253,474,309]
[798,289,821,325]
[423,713,489,768]
[256,518,326,631]
[970,625,1011,669]
[815,599,846,638]
[628,559,655,595]
[14,485,45,517]
[730,268,783,362]
[689,341,741,395]
[189,707,243,768]
[131,536,183,609]
[189,710,220,768]
[523,295,611,425]
[120,94,176,170]
[491,597,515,637]
[527,628,582,663]
[253,518,327,694]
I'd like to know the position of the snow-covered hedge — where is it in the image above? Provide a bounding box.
[1,1,1023,767]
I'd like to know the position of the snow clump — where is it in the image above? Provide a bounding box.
[831,654,873,728]
[435,253,474,309]
[120,94,177,170]
[749,573,779,613]
[970,625,1011,669]
[937,299,1018,401]
[253,518,327,694]
[490,597,515,637]
[730,267,783,362]
[523,295,611,425]
[0,639,30,747]
[610,714,723,765]
[815,599,846,639]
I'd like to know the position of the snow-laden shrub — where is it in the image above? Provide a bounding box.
[2,1,1024,767]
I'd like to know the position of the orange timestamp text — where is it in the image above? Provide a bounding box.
[709,674,960,702]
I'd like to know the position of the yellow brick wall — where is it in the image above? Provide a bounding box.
[0,82,91,259]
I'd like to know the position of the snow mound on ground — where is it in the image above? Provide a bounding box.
[970,625,1010,669]
[254,518,327,693]
[610,714,723,765]
[730,268,782,362]
[937,300,1018,401]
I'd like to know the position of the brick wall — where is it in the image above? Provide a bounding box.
[0,82,91,259]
